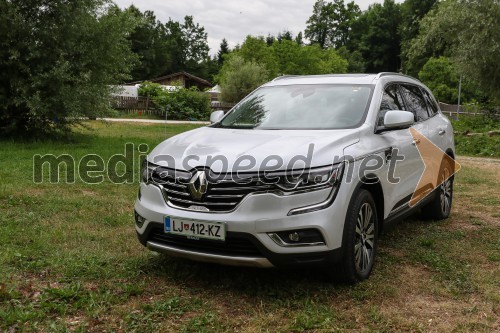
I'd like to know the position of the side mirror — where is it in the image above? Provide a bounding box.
[384,110,414,129]
[210,110,225,123]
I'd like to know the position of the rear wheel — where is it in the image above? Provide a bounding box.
[421,158,454,220]
[333,189,378,284]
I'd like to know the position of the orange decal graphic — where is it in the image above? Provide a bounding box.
[409,128,461,207]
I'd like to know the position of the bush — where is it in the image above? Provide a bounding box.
[451,115,500,157]
[451,115,499,134]
[218,55,269,103]
[137,81,164,98]
[0,1,137,138]
[138,82,211,121]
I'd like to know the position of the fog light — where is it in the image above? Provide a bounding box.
[134,210,146,227]
[268,229,325,247]
[289,232,300,242]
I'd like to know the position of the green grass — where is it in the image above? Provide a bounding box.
[1,121,499,332]
[451,115,500,157]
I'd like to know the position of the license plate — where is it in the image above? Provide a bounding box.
[164,216,226,241]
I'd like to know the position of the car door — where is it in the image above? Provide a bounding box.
[421,87,449,152]
[374,83,426,215]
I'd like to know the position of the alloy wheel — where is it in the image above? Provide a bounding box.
[355,202,375,273]
[440,167,452,215]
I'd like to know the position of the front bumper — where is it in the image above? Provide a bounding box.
[135,182,352,268]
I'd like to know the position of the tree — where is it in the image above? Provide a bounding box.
[126,10,211,81]
[0,0,137,138]
[218,55,269,103]
[237,36,278,77]
[295,32,304,46]
[337,46,365,72]
[265,34,276,46]
[178,15,211,78]
[217,38,230,66]
[305,0,360,49]
[181,16,209,67]
[399,0,437,74]
[319,48,349,73]
[277,30,293,42]
[349,0,402,72]
[125,6,171,81]
[408,0,500,103]
[305,0,332,48]
[419,56,486,104]
[419,57,459,103]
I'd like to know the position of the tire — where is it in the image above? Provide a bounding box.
[332,189,378,284]
[421,157,454,220]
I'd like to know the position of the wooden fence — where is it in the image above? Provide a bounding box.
[111,95,235,115]
[438,102,487,118]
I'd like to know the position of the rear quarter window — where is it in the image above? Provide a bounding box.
[399,84,429,122]
[421,88,439,116]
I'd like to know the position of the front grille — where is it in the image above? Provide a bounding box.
[151,167,273,212]
[148,228,262,256]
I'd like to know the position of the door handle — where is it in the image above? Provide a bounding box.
[412,139,421,146]
[438,129,446,135]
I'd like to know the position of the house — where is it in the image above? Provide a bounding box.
[128,72,212,91]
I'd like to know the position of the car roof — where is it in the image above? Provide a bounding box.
[263,73,421,87]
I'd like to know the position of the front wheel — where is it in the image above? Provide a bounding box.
[333,189,378,284]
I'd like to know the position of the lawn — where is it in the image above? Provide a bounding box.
[0,121,498,332]
[451,115,500,157]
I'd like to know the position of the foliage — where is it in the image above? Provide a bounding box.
[451,114,500,157]
[237,36,279,77]
[137,81,164,98]
[319,48,349,74]
[453,131,500,157]
[138,83,211,121]
[217,38,230,66]
[419,57,459,103]
[349,0,402,72]
[0,0,137,138]
[337,46,365,73]
[408,0,500,103]
[399,0,437,74]
[451,115,500,134]
[218,55,269,103]
[305,0,361,49]
[125,6,171,81]
[124,7,211,81]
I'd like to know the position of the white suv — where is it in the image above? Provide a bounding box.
[134,73,456,283]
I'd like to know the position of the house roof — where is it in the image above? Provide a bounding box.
[127,71,212,87]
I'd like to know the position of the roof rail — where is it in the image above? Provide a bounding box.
[272,75,298,81]
[376,72,421,82]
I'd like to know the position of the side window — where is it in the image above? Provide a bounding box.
[421,88,439,117]
[378,84,406,126]
[399,84,429,122]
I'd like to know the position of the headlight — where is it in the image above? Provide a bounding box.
[272,163,344,192]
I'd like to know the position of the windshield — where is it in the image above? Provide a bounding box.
[218,84,373,130]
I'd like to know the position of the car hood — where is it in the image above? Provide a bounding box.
[148,127,360,172]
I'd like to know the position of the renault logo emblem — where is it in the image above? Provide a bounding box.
[188,170,208,200]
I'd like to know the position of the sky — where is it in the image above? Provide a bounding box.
[114,0,402,55]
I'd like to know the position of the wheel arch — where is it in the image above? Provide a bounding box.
[358,174,385,234]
